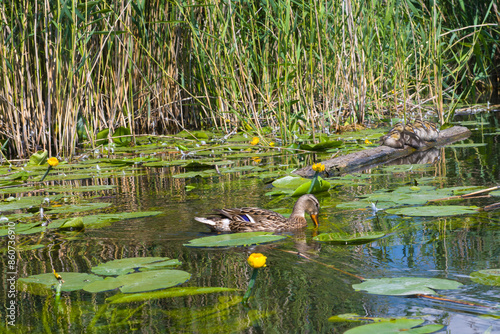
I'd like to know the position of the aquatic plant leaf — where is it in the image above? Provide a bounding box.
[117,269,191,293]
[470,269,500,286]
[385,205,478,217]
[82,211,163,228]
[28,150,48,166]
[112,126,132,146]
[300,140,343,151]
[47,202,112,214]
[184,232,286,248]
[92,257,181,276]
[83,277,124,293]
[19,272,103,292]
[96,128,110,146]
[0,196,45,212]
[59,217,84,230]
[352,277,463,296]
[345,319,443,334]
[313,232,386,244]
[490,190,500,197]
[43,185,117,193]
[272,175,309,189]
[107,287,239,303]
[291,176,330,196]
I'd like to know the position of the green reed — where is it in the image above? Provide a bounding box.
[0,0,498,158]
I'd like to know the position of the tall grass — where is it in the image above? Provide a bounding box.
[0,0,498,158]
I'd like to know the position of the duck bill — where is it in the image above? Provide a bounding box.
[310,214,319,227]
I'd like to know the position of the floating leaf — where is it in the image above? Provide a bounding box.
[470,269,500,286]
[272,175,309,189]
[117,269,191,293]
[300,140,343,151]
[184,232,286,248]
[19,272,103,292]
[385,205,478,217]
[448,143,487,148]
[345,319,443,334]
[92,257,181,276]
[352,277,463,296]
[107,287,239,303]
[291,176,330,196]
[59,217,84,231]
[314,232,386,244]
[96,128,110,146]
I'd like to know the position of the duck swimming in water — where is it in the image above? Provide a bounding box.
[194,194,320,232]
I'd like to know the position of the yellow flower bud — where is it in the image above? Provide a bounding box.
[269,142,275,147]
[250,137,260,146]
[364,139,372,145]
[47,157,59,167]
[247,253,267,269]
[312,163,325,172]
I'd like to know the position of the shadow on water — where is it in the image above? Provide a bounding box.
[1,112,500,333]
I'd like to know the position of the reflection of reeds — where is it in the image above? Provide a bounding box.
[1,1,497,158]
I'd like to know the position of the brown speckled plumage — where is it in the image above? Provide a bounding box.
[194,194,320,232]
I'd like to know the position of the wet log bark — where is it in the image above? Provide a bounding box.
[294,126,471,177]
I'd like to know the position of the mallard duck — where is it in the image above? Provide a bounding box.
[380,129,404,148]
[402,124,426,148]
[422,120,439,141]
[194,194,320,232]
[412,119,428,140]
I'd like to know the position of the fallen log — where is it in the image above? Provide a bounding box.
[294,126,471,177]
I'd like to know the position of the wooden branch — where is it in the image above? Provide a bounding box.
[429,185,500,202]
[294,126,471,177]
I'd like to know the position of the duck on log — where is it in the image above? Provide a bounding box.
[294,125,471,178]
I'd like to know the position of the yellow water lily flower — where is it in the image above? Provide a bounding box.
[312,163,325,172]
[247,253,267,269]
[269,142,275,147]
[252,157,261,163]
[364,139,372,145]
[47,157,59,167]
[250,137,260,146]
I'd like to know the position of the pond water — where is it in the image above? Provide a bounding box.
[1,112,500,333]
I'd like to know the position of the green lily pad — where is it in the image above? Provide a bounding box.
[81,211,163,228]
[19,272,103,292]
[92,257,181,276]
[300,140,343,151]
[345,319,443,334]
[47,202,112,214]
[313,232,386,244]
[59,217,84,230]
[470,269,500,286]
[352,277,463,296]
[184,231,286,248]
[28,150,49,166]
[385,205,478,217]
[291,176,331,196]
[448,143,487,148]
[112,126,132,146]
[119,269,191,293]
[272,175,310,189]
[107,287,239,303]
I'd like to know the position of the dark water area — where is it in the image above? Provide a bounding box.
[2,112,500,333]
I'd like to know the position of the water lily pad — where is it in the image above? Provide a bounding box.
[47,202,112,214]
[19,272,103,292]
[352,277,463,296]
[345,319,443,334]
[385,205,478,217]
[59,217,85,230]
[448,143,487,148]
[82,211,163,228]
[300,140,343,151]
[291,176,331,196]
[118,269,191,293]
[92,257,181,276]
[314,232,386,244]
[184,232,286,248]
[470,269,500,286]
[107,287,239,303]
[272,175,309,189]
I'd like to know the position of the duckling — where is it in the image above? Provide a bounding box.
[379,123,404,145]
[194,194,320,232]
[412,119,428,140]
[402,124,426,148]
[422,120,439,141]
[380,129,405,148]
